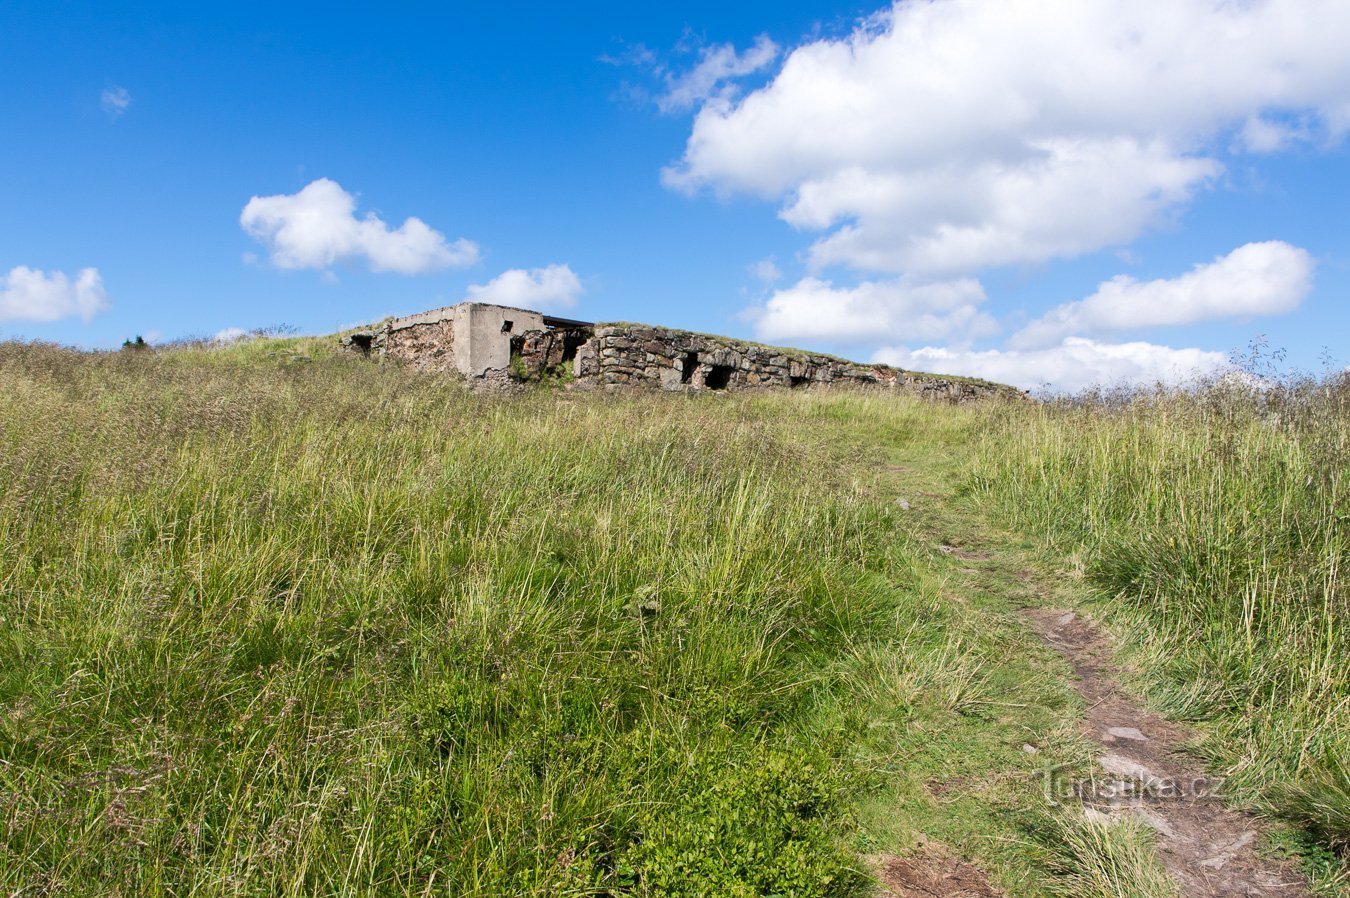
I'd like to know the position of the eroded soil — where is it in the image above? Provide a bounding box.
[1026,607,1311,897]
[874,839,1005,897]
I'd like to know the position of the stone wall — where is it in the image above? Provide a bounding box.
[385,320,456,373]
[577,324,887,391]
[343,308,1021,402]
[514,323,1020,402]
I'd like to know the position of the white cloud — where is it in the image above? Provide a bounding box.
[659,35,779,113]
[1238,115,1313,153]
[600,43,660,70]
[875,337,1230,393]
[466,264,583,311]
[211,327,249,344]
[1013,241,1314,349]
[240,178,479,275]
[101,86,131,118]
[749,257,782,283]
[0,266,109,323]
[666,0,1350,274]
[750,275,997,345]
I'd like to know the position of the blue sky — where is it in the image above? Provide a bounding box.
[2,0,1347,391]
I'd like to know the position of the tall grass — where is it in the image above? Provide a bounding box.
[0,340,1013,896]
[11,336,1330,893]
[974,376,1349,860]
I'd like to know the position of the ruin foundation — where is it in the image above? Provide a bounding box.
[342,303,1022,402]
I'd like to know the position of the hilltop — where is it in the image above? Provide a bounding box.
[0,337,1343,897]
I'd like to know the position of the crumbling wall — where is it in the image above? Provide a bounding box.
[569,325,1017,402]
[384,320,456,373]
[578,325,866,390]
[341,310,1020,402]
[512,327,593,381]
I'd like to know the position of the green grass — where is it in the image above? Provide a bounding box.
[0,339,1106,897]
[1,337,1342,896]
[972,377,1349,886]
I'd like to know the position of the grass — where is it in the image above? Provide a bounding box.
[0,339,1106,897]
[0,336,1342,895]
[972,376,1349,887]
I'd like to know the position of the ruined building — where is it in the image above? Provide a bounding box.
[341,302,1019,401]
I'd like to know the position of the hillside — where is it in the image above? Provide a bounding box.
[0,337,1344,897]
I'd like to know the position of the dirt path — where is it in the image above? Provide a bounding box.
[1025,607,1312,898]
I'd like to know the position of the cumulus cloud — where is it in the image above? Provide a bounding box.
[659,35,779,113]
[1013,241,1314,349]
[750,276,996,345]
[0,266,108,323]
[466,264,583,311]
[667,0,1350,274]
[101,86,131,118]
[875,337,1230,394]
[240,178,480,275]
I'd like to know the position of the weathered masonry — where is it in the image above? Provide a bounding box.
[342,302,1021,401]
[342,302,591,380]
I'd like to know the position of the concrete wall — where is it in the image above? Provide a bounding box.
[451,303,545,377]
[345,303,546,377]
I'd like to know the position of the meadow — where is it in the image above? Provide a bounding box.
[0,336,1344,896]
[974,374,1349,869]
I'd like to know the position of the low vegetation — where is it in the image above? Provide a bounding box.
[0,336,1343,896]
[974,374,1349,876]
